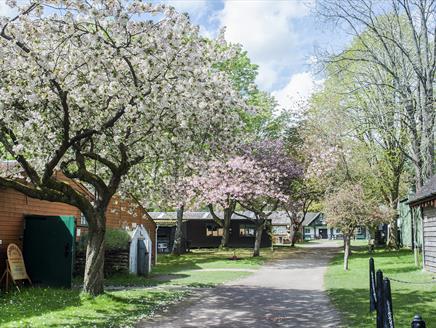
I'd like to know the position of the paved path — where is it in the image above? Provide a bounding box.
[137,241,343,328]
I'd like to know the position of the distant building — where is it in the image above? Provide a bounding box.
[301,212,369,241]
[150,211,272,253]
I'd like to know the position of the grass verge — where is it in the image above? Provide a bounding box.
[325,247,436,327]
[0,287,185,328]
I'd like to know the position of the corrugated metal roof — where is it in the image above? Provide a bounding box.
[408,175,436,205]
[301,212,322,226]
[149,211,321,225]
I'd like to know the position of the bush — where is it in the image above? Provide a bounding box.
[77,229,130,252]
[106,229,130,250]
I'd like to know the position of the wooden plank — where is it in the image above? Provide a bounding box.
[424,251,436,258]
[424,222,436,229]
[424,258,436,266]
[424,259,436,269]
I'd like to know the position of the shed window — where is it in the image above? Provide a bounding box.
[304,228,311,234]
[239,224,256,237]
[356,227,363,234]
[206,225,223,237]
[80,213,88,226]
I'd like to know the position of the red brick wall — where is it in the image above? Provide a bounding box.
[0,187,156,276]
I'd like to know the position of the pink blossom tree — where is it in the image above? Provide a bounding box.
[190,141,302,256]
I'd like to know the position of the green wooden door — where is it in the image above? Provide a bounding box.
[23,215,75,288]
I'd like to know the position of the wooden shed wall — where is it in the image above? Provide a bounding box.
[0,188,81,275]
[0,187,156,276]
[423,206,436,272]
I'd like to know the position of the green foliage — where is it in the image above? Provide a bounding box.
[217,45,280,140]
[78,228,130,252]
[326,248,435,327]
[216,48,258,96]
[105,229,130,250]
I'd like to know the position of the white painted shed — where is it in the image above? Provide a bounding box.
[129,225,152,275]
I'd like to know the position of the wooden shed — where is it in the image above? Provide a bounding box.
[150,211,272,252]
[408,175,436,272]
[0,174,157,284]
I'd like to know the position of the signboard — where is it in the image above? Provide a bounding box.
[7,243,30,281]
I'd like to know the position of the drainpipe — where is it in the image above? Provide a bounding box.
[420,207,425,271]
[411,207,418,267]
[155,224,159,266]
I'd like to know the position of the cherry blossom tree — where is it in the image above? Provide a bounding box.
[190,140,302,256]
[325,184,390,270]
[190,155,284,256]
[283,179,323,246]
[189,157,242,249]
[0,1,245,295]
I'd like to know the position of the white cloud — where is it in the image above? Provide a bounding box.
[217,0,314,90]
[272,72,323,113]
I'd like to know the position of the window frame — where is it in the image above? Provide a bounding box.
[239,223,256,237]
[206,224,223,237]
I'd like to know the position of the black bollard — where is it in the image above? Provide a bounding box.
[369,258,377,312]
[376,270,384,328]
[411,315,426,328]
[383,278,395,328]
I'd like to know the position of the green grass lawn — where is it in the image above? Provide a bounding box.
[1,247,293,327]
[105,247,293,288]
[0,287,185,328]
[326,247,436,327]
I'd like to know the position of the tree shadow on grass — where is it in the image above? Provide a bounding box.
[0,287,82,326]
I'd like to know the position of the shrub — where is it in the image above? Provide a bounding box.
[77,229,130,252]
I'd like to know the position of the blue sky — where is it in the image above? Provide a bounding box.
[162,0,352,110]
[0,0,352,110]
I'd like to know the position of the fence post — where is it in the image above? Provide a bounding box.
[376,270,384,328]
[411,315,426,328]
[369,258,377,312]
[383,278,395,328]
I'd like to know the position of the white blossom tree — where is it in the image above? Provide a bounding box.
[0,1,245,295]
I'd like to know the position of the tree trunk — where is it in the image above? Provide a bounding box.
[172,205,185,256]
[220,208,231,248]
[291,225,299,247]
[219,200,235,248]
[343,234,351,256]
[83,213,106,296]
[387,219,399,249]
[343,235,351,271]
[387,201,399,249]
[253,222,264,257]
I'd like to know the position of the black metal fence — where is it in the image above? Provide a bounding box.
[369,258,427,328]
